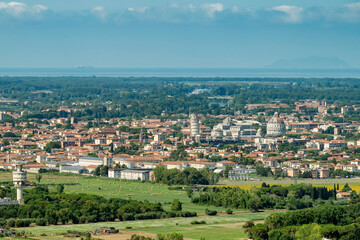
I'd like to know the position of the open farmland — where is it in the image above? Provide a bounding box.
[0,172,227,213]
[16,211,276,239]
[3,172,360,208]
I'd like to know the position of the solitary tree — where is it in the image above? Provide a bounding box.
[44,141,61,153]
[100,165,109,177]
[55,184,65,194]
[94,166,101,176]
[186,188,193,198]
[342,183,352,192]
[36,174,42,184]
[171,199,182,211]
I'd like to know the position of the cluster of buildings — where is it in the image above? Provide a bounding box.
[0,99,359,190]
[210,118,261,141]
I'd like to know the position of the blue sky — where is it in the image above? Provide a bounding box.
[0,0,359,68]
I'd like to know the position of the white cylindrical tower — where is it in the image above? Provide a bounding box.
[17,188,23,203]
[13,161,27,205]
[190,114,200,137]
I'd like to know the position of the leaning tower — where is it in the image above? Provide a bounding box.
[190,114,200,137]
[13,161,27,205]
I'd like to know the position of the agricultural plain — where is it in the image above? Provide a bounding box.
[16,212,275,239]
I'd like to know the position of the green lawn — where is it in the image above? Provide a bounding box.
[5,172,360,214]
[1,172,228,213]
[128,213,271,240]
[16,211,274,239]
[2,172,281,239]
[138,223,248,240]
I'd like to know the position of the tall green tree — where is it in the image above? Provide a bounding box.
[44,142,61,153]
[171,199,182,211]
[35,174,42,184]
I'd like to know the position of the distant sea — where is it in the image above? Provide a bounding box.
[1,68,360,78]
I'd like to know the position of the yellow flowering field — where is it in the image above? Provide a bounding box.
[312,183,360,192]
[212,182,360,192]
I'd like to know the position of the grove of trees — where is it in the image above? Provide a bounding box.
[246,201,360,240]
[191,183,338,211]
[0,185,197,228]
[153,167,219,185]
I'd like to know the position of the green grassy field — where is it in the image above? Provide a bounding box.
[0,172,228,213]
[2,172,360,212]
[137,222,248,240]
[4,172,360,239]
[16,211,274,239]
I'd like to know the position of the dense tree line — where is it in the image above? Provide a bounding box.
[245,202,360,239]
[2,77,360,120]
[191,184,337,211]
[0,185,196,228]
[153,167,219,185]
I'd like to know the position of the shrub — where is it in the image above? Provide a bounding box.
[167,212,177,218]
[15,219,31,227]
[171,199,182,211]
[226,209,233,215]
[134,212,160,220]
[168,186,183,191]
[6,219,15,227]
[122,213,135,221]
[248,224,269,240]
[36,218,47,226]
[79,216,87,224]
[178,211,197,218]
[191,220,206,225]
[205,209,217,216]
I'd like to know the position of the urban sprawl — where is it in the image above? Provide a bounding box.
[1,99,359,204]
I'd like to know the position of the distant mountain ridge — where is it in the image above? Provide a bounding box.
[269,56,350,68]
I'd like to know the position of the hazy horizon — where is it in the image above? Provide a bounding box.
[1,67,360,78]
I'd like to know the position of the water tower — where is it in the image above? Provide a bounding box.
[13,161,27,205]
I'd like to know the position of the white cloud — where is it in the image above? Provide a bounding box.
[171,4,196,13]
[0,1,47,17]
[33,4,48,13]
[0,2,26,16]
[91,6,106,20]
[346,2,360,10]
[341,2,360,22]
[127,7,149,13]
[1,2,360,25]
[201,3,223,17]
[231,6,239,13]
[270,5,303,23]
